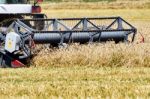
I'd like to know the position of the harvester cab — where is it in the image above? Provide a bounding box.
[0,0,45,29]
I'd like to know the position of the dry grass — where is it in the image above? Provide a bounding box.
[0,3,150,98]
[33,43,150,67]
[23,8,150,98]
[42,9,150,21]
[0,67,150,98]
[41,0,150,9]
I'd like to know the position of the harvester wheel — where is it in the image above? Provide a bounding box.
[115,40,120,43]
[33,14,45,30]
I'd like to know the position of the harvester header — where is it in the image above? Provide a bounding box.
[0,1,137,68]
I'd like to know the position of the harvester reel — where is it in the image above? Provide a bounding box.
[0,17,137,68]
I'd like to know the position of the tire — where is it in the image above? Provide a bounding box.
[33,14,45,30]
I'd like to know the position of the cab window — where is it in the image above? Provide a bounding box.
[0,0,28,4]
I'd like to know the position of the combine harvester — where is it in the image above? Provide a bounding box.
[0,0,137,68]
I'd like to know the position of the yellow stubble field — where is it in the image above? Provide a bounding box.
[0,3,150,98]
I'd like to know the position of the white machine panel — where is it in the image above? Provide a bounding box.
[5,32,21,53]
[0,4,32,13]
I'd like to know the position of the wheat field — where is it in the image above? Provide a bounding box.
[32,9,150,68]
[0,2,150,98]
